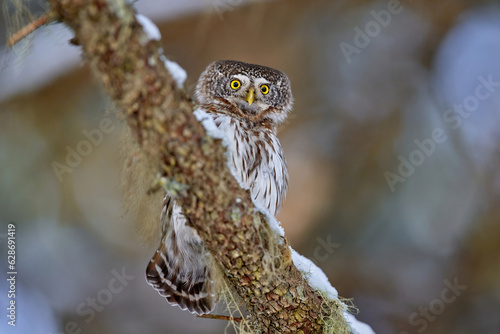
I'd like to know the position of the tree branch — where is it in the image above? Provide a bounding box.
[44,0,351,332]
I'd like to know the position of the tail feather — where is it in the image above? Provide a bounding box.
[146,234,214,315]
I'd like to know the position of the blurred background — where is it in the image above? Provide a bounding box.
[1,0,500,333]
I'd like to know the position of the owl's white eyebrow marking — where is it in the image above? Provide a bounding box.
[232,74,250,86]
[254,77,270,87]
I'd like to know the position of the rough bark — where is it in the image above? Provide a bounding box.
[45,0,350,332]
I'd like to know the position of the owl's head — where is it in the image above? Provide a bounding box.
[195,60,293,125]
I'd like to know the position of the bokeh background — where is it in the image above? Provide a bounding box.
[1,0,500,333]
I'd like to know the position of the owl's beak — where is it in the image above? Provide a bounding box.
[245,89,255,106]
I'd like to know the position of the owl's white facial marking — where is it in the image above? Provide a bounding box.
[227,75,272,116]
[232,74,251,89]
[254,77,270,89]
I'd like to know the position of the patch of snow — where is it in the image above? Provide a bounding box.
[193,108,227,140]
[291,248,376,333]
[253,201,285,238]
[290,248,338,300]
[344,312,376,334]
[136,14,161,41]
[162,56,187,88]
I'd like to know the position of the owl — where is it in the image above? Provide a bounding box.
[146,60,293,314]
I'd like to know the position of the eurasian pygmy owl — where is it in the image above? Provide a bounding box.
[146,60,293,314]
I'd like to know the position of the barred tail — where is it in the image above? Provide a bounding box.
[146,232,214,315]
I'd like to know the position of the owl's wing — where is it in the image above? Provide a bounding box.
[145,196,214,315]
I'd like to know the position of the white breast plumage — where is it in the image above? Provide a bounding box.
[211,113,288,217]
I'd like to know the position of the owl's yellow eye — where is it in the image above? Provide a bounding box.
[260,84,269,95]
[230,79,241,90]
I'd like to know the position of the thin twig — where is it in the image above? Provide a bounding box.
[7,13,55,47]
[196,314,243,322]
